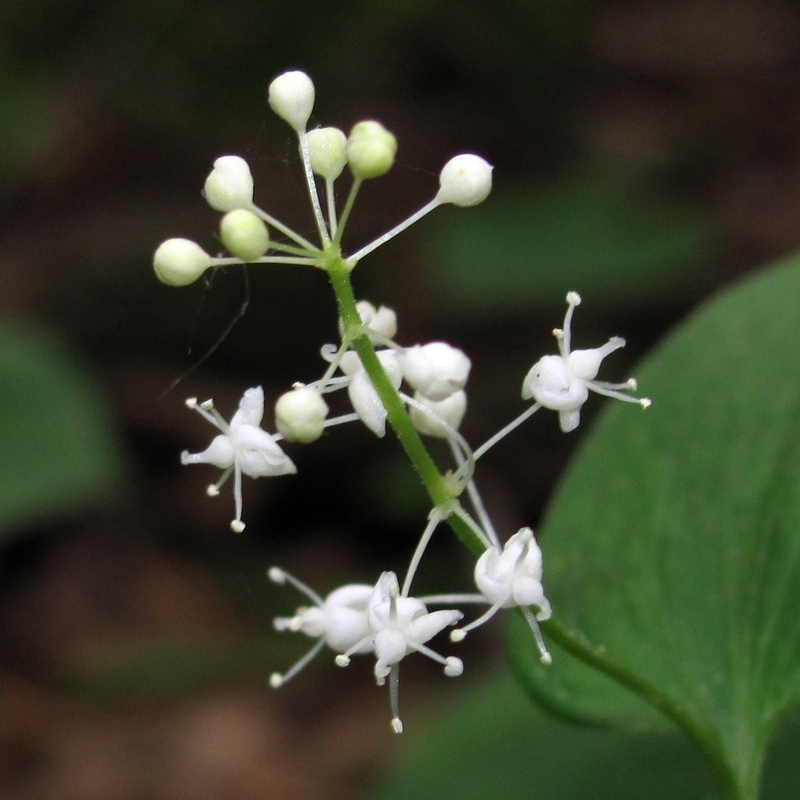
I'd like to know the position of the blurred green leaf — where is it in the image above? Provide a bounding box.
[374,672,800,800]
[513,253,800,798]
[0,320,122,538]
[427,165,712,316]
[375,672,716,800]
[61,632,273,702]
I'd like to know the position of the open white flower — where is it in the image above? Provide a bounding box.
[336,571,463,734]
[522,291,651,432]
[269,567,372,688]
[181,387,296,532]
[451,528,551,664]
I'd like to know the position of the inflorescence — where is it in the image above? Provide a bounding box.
[154,69,651,733]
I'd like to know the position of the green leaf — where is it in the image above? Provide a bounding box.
[373,672,800,800]
[0,320,122,539]
[512,253,800,799]
[426,165,712,317]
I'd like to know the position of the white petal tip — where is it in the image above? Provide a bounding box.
[391,718,404,734]
[268,567,286,584]
[450,629,466,643]
[206,484,220,497]
[269,673,283,688]
[230,520,246,533]
[335,655,350,668]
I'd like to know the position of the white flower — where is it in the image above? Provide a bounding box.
[522,291,651,432]
[400,341,471,401]
[269,567,373,687]
[181,387,296,532]
[340,349,403,437]
[336,571,463,734]
[451,528,552,664]
[268,70,315,131]
[203,155,254,212]
[435,154,493,207]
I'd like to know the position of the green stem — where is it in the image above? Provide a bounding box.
[325,255,484,556]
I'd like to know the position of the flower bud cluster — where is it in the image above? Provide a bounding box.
[159,70,652,733]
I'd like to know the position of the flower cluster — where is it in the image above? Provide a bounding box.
[154,70,650,731]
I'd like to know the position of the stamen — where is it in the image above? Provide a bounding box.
[268,566,325,606]
[389,665,403,734]
[207,466,234,496]
[521,606,552,665]
[449,602,503,641]
[269,637,326,687]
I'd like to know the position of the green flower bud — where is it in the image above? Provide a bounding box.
[275,386,329,443]
[220,209,270,261]
[306,127,348,180]
[346,121,397,179]
[153,238,213,287]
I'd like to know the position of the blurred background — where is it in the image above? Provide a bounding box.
[2,0,800,797]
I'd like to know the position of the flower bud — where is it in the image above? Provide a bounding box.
[347,121,397,179]
[435,154,493,207]
[275,386,329,443]
[268,70,315,131]
[153,238,213,286]
[400,342,471,401]
[220,209,270,261]
[204,155,254,212]
[410,390,467,438]
[307,127,348,180]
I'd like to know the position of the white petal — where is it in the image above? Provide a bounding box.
[180,434,235,468]
[231,386,265,428]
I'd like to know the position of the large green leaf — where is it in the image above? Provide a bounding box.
[373,672,799,800]
[512,254,800,799]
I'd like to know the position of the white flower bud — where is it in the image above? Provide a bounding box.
[400,342,471,401]
[204,155,254,212]
[435,154,493,207]
[275,386,329,443]
[153,238,213,287]
[347,121,397,179]
[220,209,270,261]
[268,70,315,131]
[306,127,348,180]
[410,390,467,438]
